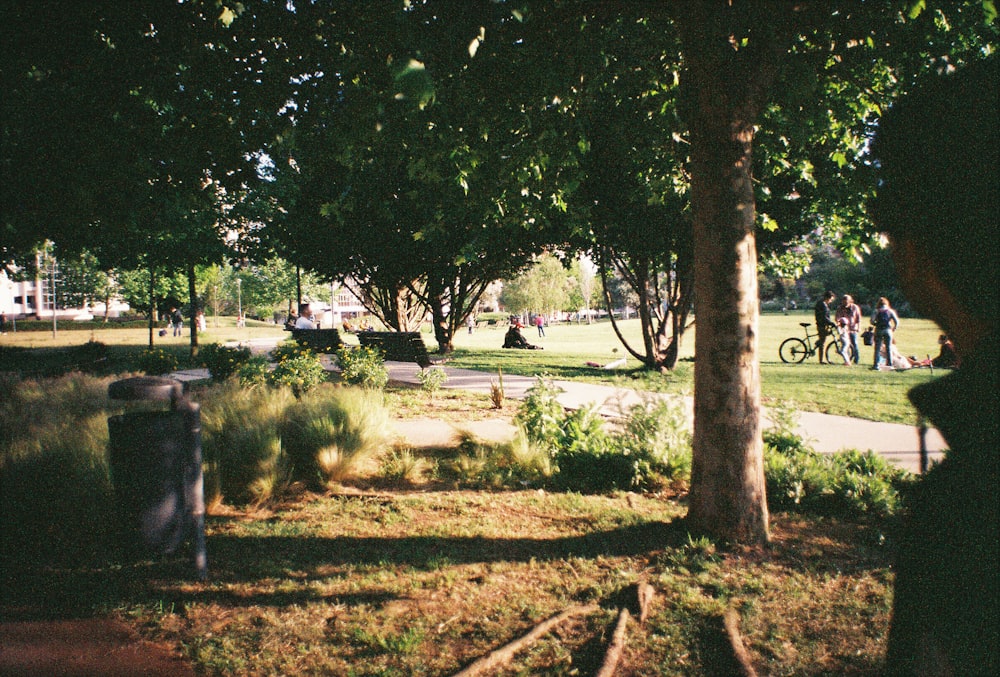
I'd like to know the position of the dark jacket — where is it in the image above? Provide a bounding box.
[886,336,999,674]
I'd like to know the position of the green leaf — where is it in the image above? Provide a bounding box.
[984,1,998,24]
[906,1,926,20]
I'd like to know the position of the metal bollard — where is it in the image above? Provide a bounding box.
[107,376,207,579]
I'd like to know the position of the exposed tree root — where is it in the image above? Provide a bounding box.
[451,604,598,677]
[722,606,758,677]
[595,608,630,677]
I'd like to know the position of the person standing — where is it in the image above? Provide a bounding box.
[813,290,837,363]
[170,307,184,337]
[534,313,546,337]
[870,297,899,370]
[870,55,997,675]
[835,294,862,364]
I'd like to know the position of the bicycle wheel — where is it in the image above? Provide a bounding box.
[825,339,857,364]
[779,338,809,363]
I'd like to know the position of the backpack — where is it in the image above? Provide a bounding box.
[874,308,893,330]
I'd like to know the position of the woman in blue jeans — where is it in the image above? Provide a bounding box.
[871,297,899,369]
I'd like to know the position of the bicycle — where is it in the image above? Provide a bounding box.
[779,322,857,364]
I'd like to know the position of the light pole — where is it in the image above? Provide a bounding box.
[236,278,242,327]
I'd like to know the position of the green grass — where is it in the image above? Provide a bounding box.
[1,312,948,424]
[451,312,947,424]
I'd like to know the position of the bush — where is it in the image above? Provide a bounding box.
[763,400,912,519]
[201,343,253,382]
[0,374,118,567]
[199,382,294,505]
[437,431,552,489]
[280,385,391,487]
[336,346,389,389]
[268,353,327,397]
[417,366,448,393]
[616,395,692,482]
[134,347,179,375]
[237,356,270,388]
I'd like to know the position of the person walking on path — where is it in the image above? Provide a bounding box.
[835,294,862,365]
[534,313,546,337]
[813,290,837,363]
[871,55,998,676]
[870,297,899,370]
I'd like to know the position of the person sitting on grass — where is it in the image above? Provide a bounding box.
[502,321,541,350]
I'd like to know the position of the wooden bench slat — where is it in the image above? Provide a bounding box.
[289,328,343,354]
[357,331,433,368]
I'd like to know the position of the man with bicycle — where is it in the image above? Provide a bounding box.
[813,290,837,364]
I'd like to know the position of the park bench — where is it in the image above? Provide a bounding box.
[289,328,343,354]
[357,331,434,368]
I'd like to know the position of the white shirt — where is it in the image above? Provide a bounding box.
[294,315,315,329]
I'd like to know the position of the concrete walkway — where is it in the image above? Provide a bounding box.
[208,337,947,474]
[382,362,946,475]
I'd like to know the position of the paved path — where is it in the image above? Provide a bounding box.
[209,337,947,474]
[382,362,946,474]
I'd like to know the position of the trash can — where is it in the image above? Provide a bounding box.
[107,376,207,579]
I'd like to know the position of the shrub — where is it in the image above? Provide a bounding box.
[377,447,428,486]
[134,347,179,375]
[0,374,118,567]
[270,340,312,364]
[615,395,692,482]
[762,402,912,519]
[237,356,270,388]
[514,378,566,453]
[515,380,648,493]
[280,385,392,487]
[336,346,389,389]
[1,415,116,568]
[200,343,253,382]
[417,366,448,393]
[268,353,327,397]
[199,382,294,506]
[437,431,552,489]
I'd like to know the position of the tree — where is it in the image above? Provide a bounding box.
[500,254,572,318]
[670,0,996,544]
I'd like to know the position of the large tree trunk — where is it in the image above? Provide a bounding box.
[678,6,775,545]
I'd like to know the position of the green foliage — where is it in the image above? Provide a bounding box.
[417,366,448,393]
[515,380,687,492]
[280,385,391,487]
[377,447,427,486]
[268,353,326,397]
[134,347,179,375]
[199,382,294,506]
[0,374,118,567]
[763,401,912,518]
[437,432,552,489]
[658,534,722,575]
[270,340,313,364]
[200,342,253,382]
[336,346,389,389]
[237,356,270,388]
[617,395,693,481]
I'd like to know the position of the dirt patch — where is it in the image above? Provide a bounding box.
[0,618,195,676]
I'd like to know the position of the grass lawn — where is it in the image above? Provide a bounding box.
[3,490,894,676]
[1,311,947,424]
[448,311,946,425]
